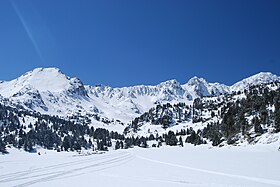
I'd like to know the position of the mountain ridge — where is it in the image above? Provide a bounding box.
[3,67,278,89]
[0,68,279,127]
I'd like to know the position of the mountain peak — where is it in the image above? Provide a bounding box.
[17,67,70,92]
[248,72,277,80]
[159,79,180,87]
[187,76,207,86]
[231,72,280,91]
[0,67,83,98]
[23,67,62,77]
[183,76,229,97]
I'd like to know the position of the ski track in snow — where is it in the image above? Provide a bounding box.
[0,151,134,187]
[137,155,280,186]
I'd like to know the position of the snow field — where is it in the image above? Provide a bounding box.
[1,143,280,187]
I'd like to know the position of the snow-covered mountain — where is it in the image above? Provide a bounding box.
[0,68,92,116]
[0,67,87,95]
[230,72,280,92]
[0,67,280,155]
[182,76,229,98]
[85,79,192,122]
[0,68,279,129]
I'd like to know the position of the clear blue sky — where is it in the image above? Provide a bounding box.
[0,0,280,87]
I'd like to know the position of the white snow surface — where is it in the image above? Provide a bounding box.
[231,72,280,92]
[182,76,230,97]
[1,143,280,187]
[0,68,72,95]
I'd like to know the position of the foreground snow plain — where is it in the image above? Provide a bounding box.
[1,143,280,187]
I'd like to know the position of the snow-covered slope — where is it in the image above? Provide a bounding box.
[182,77,229,98]
[85,79,193,122]
[230,72,280,92]
[0,67,87,95]
[0,68,93,116]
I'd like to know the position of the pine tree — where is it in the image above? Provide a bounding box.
[0,139,7,154]
[253,117,263,134]
[179,136,183,147]
[274,97,280,133]
[166,131,178,146]
[62,136,71,151]
[239,112,248,135]
[211,111,215,118]
[115,140,120,150]
[23,138,34,152]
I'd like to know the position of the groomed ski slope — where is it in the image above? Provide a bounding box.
[1,144,280,187]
